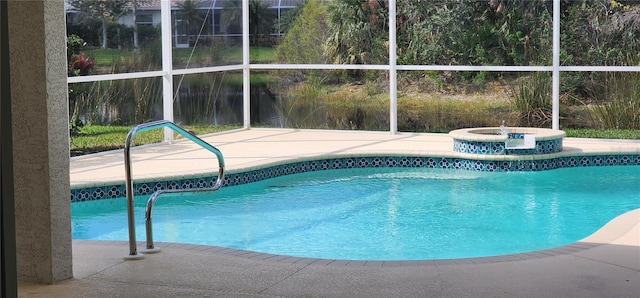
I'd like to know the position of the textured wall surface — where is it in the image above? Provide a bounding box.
[7,0,72,283]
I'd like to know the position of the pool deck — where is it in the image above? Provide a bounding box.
[22,129,640,297]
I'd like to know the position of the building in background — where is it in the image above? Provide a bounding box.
[66,0,300,48]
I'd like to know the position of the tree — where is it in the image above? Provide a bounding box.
[276,0,308,35]
[130,0,150,49]
[110,0,131,49]
[68,0,131,49]
[276,0,329,82]
[276,0,328,64]
[248,0,275,45]
[324,0,389,65]
[175,0,207,46]
[221,0,277,44]
[222,0,242,34]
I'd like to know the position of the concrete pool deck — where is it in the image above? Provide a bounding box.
[21,129,640,297]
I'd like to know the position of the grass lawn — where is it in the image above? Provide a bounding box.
[563,129,640,139]
[83,46,277,72]
[84,48,136,65]
[70,124,240,157]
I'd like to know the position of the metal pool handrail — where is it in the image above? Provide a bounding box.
[123,120,225,260]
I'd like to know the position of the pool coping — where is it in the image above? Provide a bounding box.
[70,152,640,202]
[449,126,567,141]
[70,149,640,190]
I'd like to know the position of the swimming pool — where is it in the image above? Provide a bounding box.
[72,165,640,260]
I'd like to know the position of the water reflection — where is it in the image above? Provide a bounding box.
[173,83,280,127]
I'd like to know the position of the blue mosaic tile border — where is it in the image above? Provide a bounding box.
[71,154,640,202]
[453,138,563,155]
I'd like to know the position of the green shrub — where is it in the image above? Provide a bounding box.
[69,77,163,126]
[66,34,86,60]
[272,82,328,129]
[272,77,519,133]
[270,79,390,130]
[510,73,552,127]
[324,90,388,131]
[589,73,640,129]
[398,96,516,132]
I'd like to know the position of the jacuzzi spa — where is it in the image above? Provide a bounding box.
[449,126,566,155]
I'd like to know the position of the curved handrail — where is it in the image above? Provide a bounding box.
[123,120,225,259]
[143,181,224,252]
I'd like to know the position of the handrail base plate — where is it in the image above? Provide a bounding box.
[140,247,162,254]
[123,253,145,260]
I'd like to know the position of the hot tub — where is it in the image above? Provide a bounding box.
[449,127,566,155]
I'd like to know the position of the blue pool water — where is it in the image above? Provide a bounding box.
[72,165,640,260]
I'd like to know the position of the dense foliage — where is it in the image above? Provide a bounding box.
[320,0,554,67]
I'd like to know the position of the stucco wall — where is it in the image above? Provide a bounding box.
[7,0,72,283]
